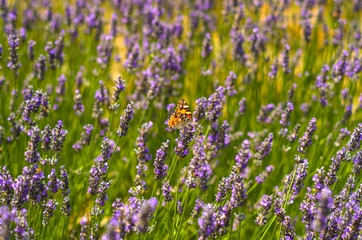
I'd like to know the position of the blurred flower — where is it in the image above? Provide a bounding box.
[7,33,21,71]
[201,33,212,58]
[198,204,215,239]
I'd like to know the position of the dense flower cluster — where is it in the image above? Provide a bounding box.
[0,0,361,239]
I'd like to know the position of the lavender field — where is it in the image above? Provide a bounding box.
[0,0,361,239]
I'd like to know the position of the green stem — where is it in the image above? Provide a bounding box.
[174,188,190,240]
[172,159,182,238]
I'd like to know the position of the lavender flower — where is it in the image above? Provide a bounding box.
[33,55,47,81]
[334,127,351,147]
[268,58,278,79]
[233,139,251,173]
[193,97,207,122]
[230,172,247,207]
[0,166,13,205]
[135,121,153,163]
[297,118,317,154]
[41,125,52,152]
[112,75,125,102]
[162,181,173,203]
[198,204,215,240]
[331,50,348,83]
[42,199,57,226]
[175,123,195,158]
[24,126,41,164]
[257,104,275,123]
[215,177,231,203]
[29,167,48,205]
[73,89,84,116]
[88,137,110,195]
[255,195,273,226]
[95,181,111,207]
[274,196,295,239]
[116,101,134,137]
[177,200,184,215]
[225,71,237,96]
[238,98,247,116]
[254,133,273,166]
[7,34,21,71]
[324,148,347,186]
[153,140,169,180]
[287,123,300,143]
[97,34,113,68]
[125,44,140,70]
[0,206,14,238]
[47,169,59,194]
[81,124,94,146]
[51,120,68,152]
[280,102,294,127]
[0,44,2,60]
[201,33,212,58]
[255,165,274,184]
[14,208,32,239]
[59,166,69,197]
[311,187,332,232]
[280,44,291,74]
[135,198,158,233]
[206,86,225,122]
[189,199,204,224]
[346,123,362,152]
[11,174,29,210]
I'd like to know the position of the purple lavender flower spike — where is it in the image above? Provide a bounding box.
[233,139,251,173]
[135,121,153,163]
[117,101,134,137]
[14,208,33,239]
[0,206,14,238]
[51,120,68,153]
[230,172,247,208]
[73,89,84,116]
[95,181,111,207]
[331,50,348,83]
[281,44,291,74]
[225,71,237,96]
[0,166,14,205]
[7,33,21,71]
[198,204,215,239]
[47,169,59,194]
[42,199,57,226]
[255,195,273,226]
[346,123,362,152]
[28,40,35,60]
[254,133,273,166]
[135,198,158,233]
[41,125,52,152]
[175,123,195,158]
[238,98,247,116]
[112,75,125,103]
[280,102,294,127]
[297,118,317,154]
[154,140,169,180]
[97,34,114,69]
[311,187,332,232]
[34,55,47,81]
[24,126,41,164]
[162,181,173,203]
[201,33,212,58]
[206,86,225,122]
[193,97,207,122]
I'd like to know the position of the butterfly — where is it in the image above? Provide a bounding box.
[168,98,193,129]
